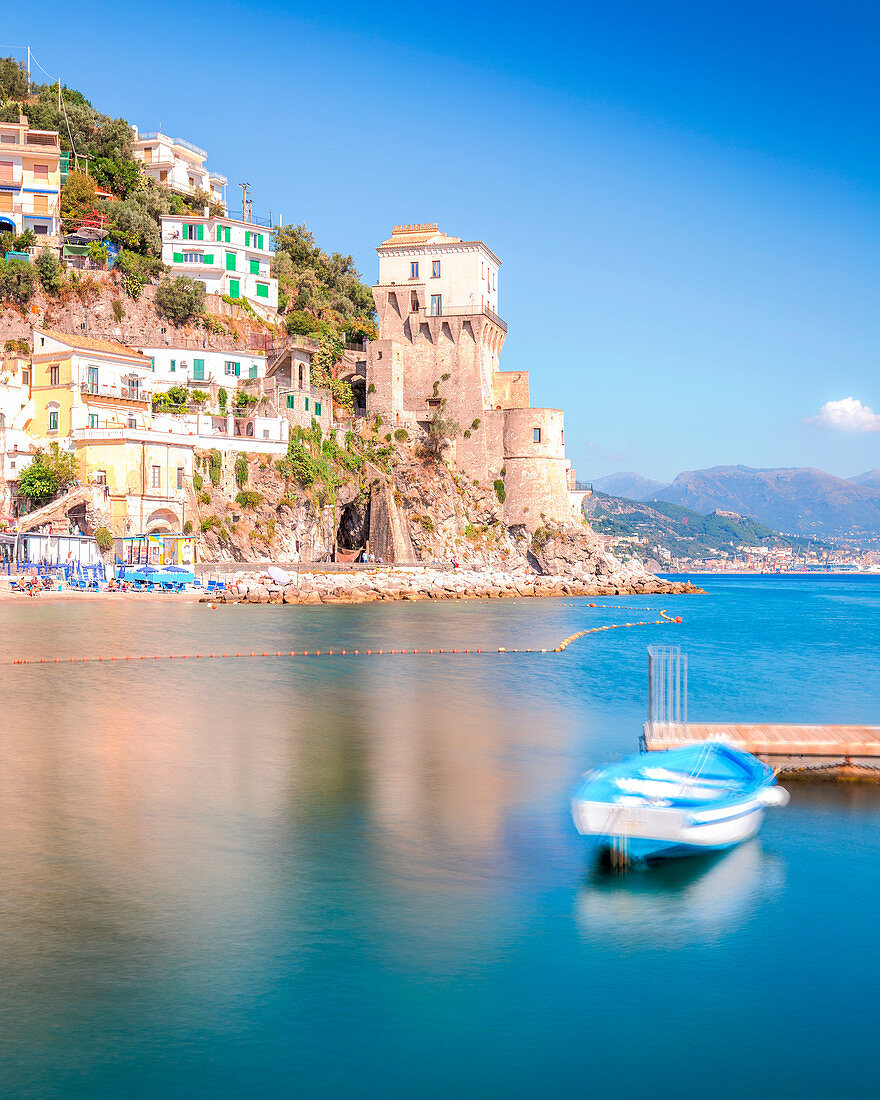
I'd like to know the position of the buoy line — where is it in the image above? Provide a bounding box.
[6,613,681,666]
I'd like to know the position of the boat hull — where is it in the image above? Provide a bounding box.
[572,797,767,863]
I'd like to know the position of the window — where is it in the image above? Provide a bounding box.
[88,414,98,429]
[193,359,205,381]
[128,417,137,429]
[216,225,231,243]
[304,397,309,412]
[87,366,98,393]
[256,282,269,298]
[410,291,419,312]
[33,163,48,180]
[22,370,29,385]
[225,251,236,271]
[183,223,204,241]
[286,393,295,409]
[224,361,240,377]
[177,467,185,490]
[182,252,202,264]
[314,401,321,416]
[432,260,441,278]
[250,259,260,275]
[249,364,258,379]
[0,191,12,213]
[410,261,419,278]
[96,470,107,485]
[151,465,161,489]
[228,279,240,298]
[34,224,47,235]
[533,427,542,443]
[33,194,48,215]
[49,365,59,385]
[170,359,176,373]
[430,294,442,316]
[48,411,59,431]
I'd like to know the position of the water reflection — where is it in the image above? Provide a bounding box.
[575,842,785,947]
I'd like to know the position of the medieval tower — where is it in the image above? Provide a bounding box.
[367,224,576,529]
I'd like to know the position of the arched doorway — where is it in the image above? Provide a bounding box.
[145,507,180,533]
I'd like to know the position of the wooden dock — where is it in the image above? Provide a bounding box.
[643,721,880,778]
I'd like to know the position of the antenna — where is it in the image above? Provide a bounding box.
[239,182,250,224]
[26,46,31,94]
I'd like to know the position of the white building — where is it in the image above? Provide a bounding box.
[132,127,227,211]
[376,222,500,318]
[134,346,267,388]
[159,213,278,315]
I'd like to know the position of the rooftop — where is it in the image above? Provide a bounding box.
[37,329,150,364]
[377,223,501,264]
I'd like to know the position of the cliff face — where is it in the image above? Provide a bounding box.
[192,427,672,591]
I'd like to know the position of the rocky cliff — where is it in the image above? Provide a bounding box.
[191,422,692,594]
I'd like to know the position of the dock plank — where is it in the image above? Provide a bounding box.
[644,722,880,760]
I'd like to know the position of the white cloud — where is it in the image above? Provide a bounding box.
[808,397,880,433]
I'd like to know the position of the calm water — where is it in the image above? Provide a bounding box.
[1,577,879,1098]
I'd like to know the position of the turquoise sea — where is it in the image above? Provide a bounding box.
[0,576,878,1098]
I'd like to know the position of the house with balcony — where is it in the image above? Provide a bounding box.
[29,330,154,443]
[159,213,278,315]
[133,345,267,393]
[0,115,61,241]
[131,127,227,211]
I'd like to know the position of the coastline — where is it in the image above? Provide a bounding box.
[0,566,703,604]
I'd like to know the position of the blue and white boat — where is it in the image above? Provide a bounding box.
[572,742,789,866]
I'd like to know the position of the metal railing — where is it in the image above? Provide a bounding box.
[647,645,688,725]
[81,383,151,403]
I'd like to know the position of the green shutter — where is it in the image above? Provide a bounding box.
[249,365,257,379]
[314,402,321,416]
[193,359,205,381]
[202,253,214,265]
[234,362,240,377]
[216,226,221,242]
[286,394,295,409]
[229,278,240,298]
[170,360,176,372]
[225,227,230,242]
[198,224,204,240]
[245,231,250,247]
[250,259,259,274]
[304,397,309,411]
[256,282,269,298]
[173,252,183,263]
[258,234,264,249]
[226,252,236,271]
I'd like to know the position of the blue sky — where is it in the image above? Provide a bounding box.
[4,1,880,481]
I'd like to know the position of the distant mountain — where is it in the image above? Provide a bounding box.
[850,470,880,490]
[655,466,880,537]
[584,492,820,561]
[590,472,667,500]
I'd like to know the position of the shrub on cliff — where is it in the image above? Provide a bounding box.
[94,526,114,551]
[34,250,63,297]
[285,310,321,337]
[493,479,506,504]
[155,276,206,326]
[0,256,35,307]
[235,490,262,510]
[234,455,249,488]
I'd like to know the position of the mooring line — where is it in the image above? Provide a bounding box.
[6,613,682,666]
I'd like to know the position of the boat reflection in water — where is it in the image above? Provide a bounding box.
[575,841,785,947]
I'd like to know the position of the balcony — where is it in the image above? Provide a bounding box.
[81,383,151,405]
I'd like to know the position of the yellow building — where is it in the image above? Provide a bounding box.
[0,115,61,240]
[29,330,194,534]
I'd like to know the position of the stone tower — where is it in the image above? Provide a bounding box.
[367,224,575,529]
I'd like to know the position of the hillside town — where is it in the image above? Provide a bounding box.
[0,64,634,587]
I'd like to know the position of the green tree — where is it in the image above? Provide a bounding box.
[273,223,375,325]
[0,56,28,100]
[60,170,99,230]
[34,249,64,294]
[0,256,36,306]
[154,276,206,326]
[16,445,78,506]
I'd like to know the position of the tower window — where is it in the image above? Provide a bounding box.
[411,291,419,312]
[430,295,442,316]
[533,427,542,443]
[432,260,441,277]
[410,261,419,278]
